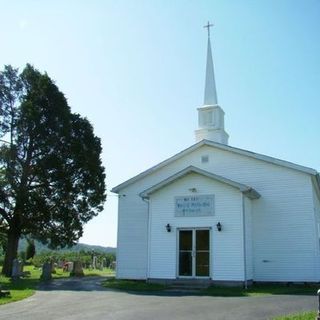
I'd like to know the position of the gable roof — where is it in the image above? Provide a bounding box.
[139,166,260,200]
[112,139,320,193]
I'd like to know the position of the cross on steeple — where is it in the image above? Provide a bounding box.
[204,21,214,38]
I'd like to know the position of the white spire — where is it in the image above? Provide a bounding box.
[194,22,229,145]
[204,37,218,105]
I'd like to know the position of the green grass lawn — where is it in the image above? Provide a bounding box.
[102,278,167,292]
[101,279,319,297]
[0,266,42,305]
[0,266,115,305]
[272,311,317,320]
[201,283,319,297]
[200,284,318,320]
[83,267,115,277]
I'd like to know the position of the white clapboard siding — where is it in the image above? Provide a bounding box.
[116,194,149,279]
[116,144,318,281]
[244,197,253,280]
[312,181,320,280]
[148,173,245,280]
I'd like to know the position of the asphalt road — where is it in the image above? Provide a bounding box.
[0,277,316,320]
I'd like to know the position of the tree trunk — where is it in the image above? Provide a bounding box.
[2,228,20,277]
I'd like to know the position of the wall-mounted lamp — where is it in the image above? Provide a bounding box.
[216,222,222,232]
[166,223,172,232]
[188,188,197,193]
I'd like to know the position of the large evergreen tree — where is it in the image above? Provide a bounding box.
[25,239,36,260]
[0,64,106,276]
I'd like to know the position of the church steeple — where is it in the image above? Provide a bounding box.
[204,37,218,105]
[195,22,229,145]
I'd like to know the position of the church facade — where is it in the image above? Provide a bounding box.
[112,28,320,285]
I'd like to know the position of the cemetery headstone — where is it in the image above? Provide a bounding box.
[11,259,22,279]
[40,262,52,281]
[70,260,84,277]
[67,261,74,272]
[19,261,24,274]
[51,262,57,274]
[92,256,97,269]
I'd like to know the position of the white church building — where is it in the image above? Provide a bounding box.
[112,26,320,285]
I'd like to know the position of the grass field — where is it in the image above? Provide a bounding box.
[102,278,167,291]
[202,283,319,297]
[83,267,115,277]
[0,266,43,305]
[0,265,114,305]
[272,311,317,320]
[101,279,319,298]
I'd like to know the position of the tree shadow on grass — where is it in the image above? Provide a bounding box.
[2,276,319,299]
[37,276,113,292]
[99,279,320,298]
[0,275,41,305]
[35,277,201,296]
[0,274,40,292]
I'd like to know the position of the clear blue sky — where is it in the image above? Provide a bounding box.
[1,1,319,247]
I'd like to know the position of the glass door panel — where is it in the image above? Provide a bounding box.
[178,229,210,278]
[195,230,210,277]
[179,230,192,276]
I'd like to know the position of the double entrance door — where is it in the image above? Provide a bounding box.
[178,229,210,278]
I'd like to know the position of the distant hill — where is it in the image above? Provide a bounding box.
[18,239,116,254]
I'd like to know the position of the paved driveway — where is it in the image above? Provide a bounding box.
[0,277,316,320]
